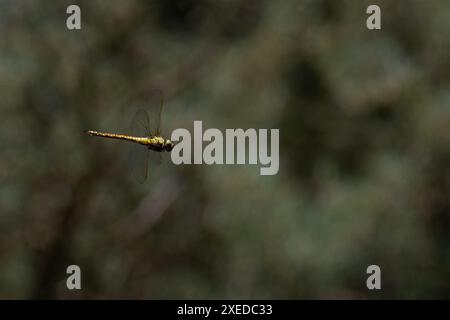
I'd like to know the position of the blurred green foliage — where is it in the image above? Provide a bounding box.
[0,0,450,299]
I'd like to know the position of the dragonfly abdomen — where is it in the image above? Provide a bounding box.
[86,130,171,152]
[86,130,151,146]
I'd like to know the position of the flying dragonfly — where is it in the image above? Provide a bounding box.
[86,98,174,182]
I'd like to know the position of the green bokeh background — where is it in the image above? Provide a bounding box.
[1,0,449,299]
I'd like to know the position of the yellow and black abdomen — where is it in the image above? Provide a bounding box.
[86,130,151,146]
[86,130,169,152]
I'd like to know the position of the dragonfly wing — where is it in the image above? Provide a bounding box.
[126,146,149,183]
[126,109,150,183]
[143,90,164,137]
[155,96,164,136]
[131,109,150,135]
[123,90,165,182]
[128,89,165,137]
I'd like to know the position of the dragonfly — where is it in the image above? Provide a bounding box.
[86,98,174,182]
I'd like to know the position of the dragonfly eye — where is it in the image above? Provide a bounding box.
[165,140,174,152]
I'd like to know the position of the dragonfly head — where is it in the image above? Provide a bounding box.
[164,139,174,152]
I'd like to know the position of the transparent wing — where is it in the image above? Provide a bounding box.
[143,90,164,137]
[132,109,150,136]
[155,97,164,136]
[122,90,165,182]
[127,109,150,183]
[147,99,163,167]
[147,96,164,166]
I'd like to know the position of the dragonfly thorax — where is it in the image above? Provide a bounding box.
[148,136,173,152]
